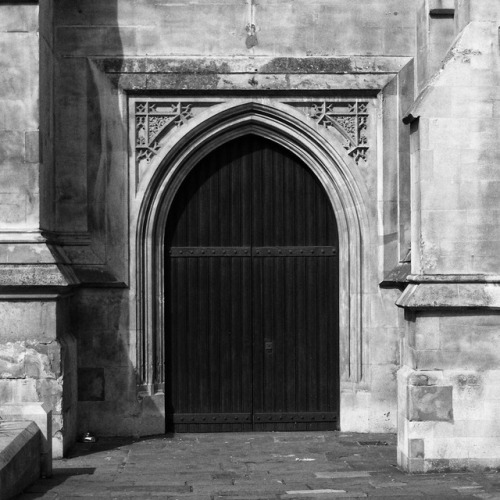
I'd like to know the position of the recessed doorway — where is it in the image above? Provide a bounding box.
[165,134,339,431]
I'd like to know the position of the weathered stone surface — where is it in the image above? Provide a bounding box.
[0,341,59,380]
[408,386,453,422]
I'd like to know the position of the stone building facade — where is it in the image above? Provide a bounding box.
[0,0,499,472]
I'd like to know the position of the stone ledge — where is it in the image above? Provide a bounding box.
[396,282,500,309]
[0,264,78,288]
[0,420,41,500]
[90,55,412,75]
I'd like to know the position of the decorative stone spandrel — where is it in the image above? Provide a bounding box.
[408,385,453,422]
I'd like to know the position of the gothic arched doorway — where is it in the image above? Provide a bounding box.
[165,134,339,432]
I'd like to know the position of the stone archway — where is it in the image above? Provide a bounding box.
[132,101,370,431]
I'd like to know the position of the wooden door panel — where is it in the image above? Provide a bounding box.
[167,255,253,432]
[252,254,338,431]
[166,135,339,432]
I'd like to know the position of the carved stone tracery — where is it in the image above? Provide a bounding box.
[308,101,369,164]
[134,99,371,167]
[135,102,194,165]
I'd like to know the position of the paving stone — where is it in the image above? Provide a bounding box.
[14,432,500,499]
[314,471,373,479]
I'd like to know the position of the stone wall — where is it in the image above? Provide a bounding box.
[0,2,77,458]
[44,0,417,438]
[10,0,500,468]
[0,3,39,231]
[397,0,500,471]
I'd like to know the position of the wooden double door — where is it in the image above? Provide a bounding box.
[165,135,339,432]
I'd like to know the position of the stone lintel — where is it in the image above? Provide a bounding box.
[88,55,411,92]
[90,55,412,75]
[396,282,500,309]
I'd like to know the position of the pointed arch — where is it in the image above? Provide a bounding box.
[132,100,371,406]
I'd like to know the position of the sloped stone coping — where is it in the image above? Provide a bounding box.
[0,404,52,477]
[0,420,41,500]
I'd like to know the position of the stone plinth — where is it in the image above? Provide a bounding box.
[0,420,41,500]
[0,292,77,458]
[398,312,500,472]
[0,403,52,478]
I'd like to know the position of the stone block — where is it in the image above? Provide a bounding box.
[453,419,500,438]
[56,26,136,56]
[469,438,500,459]
[0,4,38,33]
[368,327,399,365]
[469,2,500,22]
[77,330,130,368]
[409,438,425,458]
[0,341,61,380]
[0,99,38,131]
[414,315,440,350]
[0,130,25,162]
[104,367,135,402]
[428,0,455,12]
[425,437,470,459]
[55,202,88,232]
[0,378,38,403]
[25,131,39,163]
[137,3,247,56]
[0,301,57,342]
[407,457,425,473]
[78,367,105,401]
[369,364,399,402]
[0,402,52,478]
[72,289,129,334]
[0,420,41,500]
[0,33,38,101]
[408,385,453,422]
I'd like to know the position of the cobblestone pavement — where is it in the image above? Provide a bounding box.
[16,432,500,499]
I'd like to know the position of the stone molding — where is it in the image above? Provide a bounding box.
[87,55,414,406]
[132,100,370,395]
[397,281,500,309]
[0,243,79,293]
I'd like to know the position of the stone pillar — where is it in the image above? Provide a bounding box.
[0,2,78,457]
[398,0,500,472]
